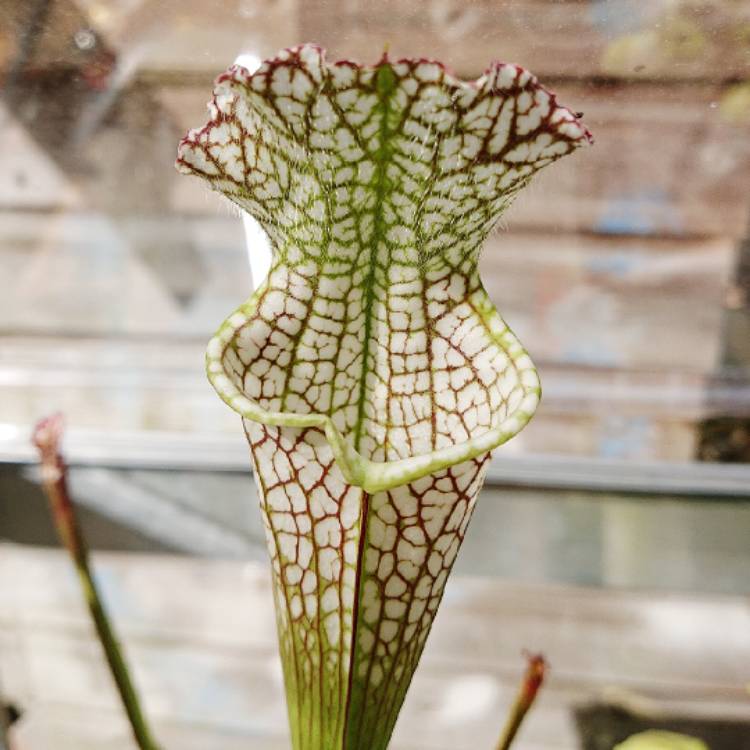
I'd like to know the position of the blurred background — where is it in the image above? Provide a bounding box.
[0,1,749,749]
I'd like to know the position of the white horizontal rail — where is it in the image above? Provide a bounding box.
[3,425,750,497]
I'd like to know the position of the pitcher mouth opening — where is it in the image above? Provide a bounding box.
[205,285,540,495]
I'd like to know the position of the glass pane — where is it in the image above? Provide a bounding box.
[2,1,749,472]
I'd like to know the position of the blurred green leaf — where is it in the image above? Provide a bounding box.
[614,730,709,750]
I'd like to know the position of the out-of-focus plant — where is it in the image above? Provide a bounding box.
[32,415,160,750]
[614,730,709,750]
[601,0,750,86]
[177,43,590,749]
[719,82,750,125]
[495,653,547,750]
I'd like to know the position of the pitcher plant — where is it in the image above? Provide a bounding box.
[176,44,591,750]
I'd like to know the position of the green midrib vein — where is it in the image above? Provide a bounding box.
[351,63,397,455]
[343,62,397,750]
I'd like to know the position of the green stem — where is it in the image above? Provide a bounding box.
[32,414,160,750]
[495,653,547,750]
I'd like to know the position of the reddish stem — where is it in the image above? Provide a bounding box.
[31,415,160,750]
[495,652,548,750]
